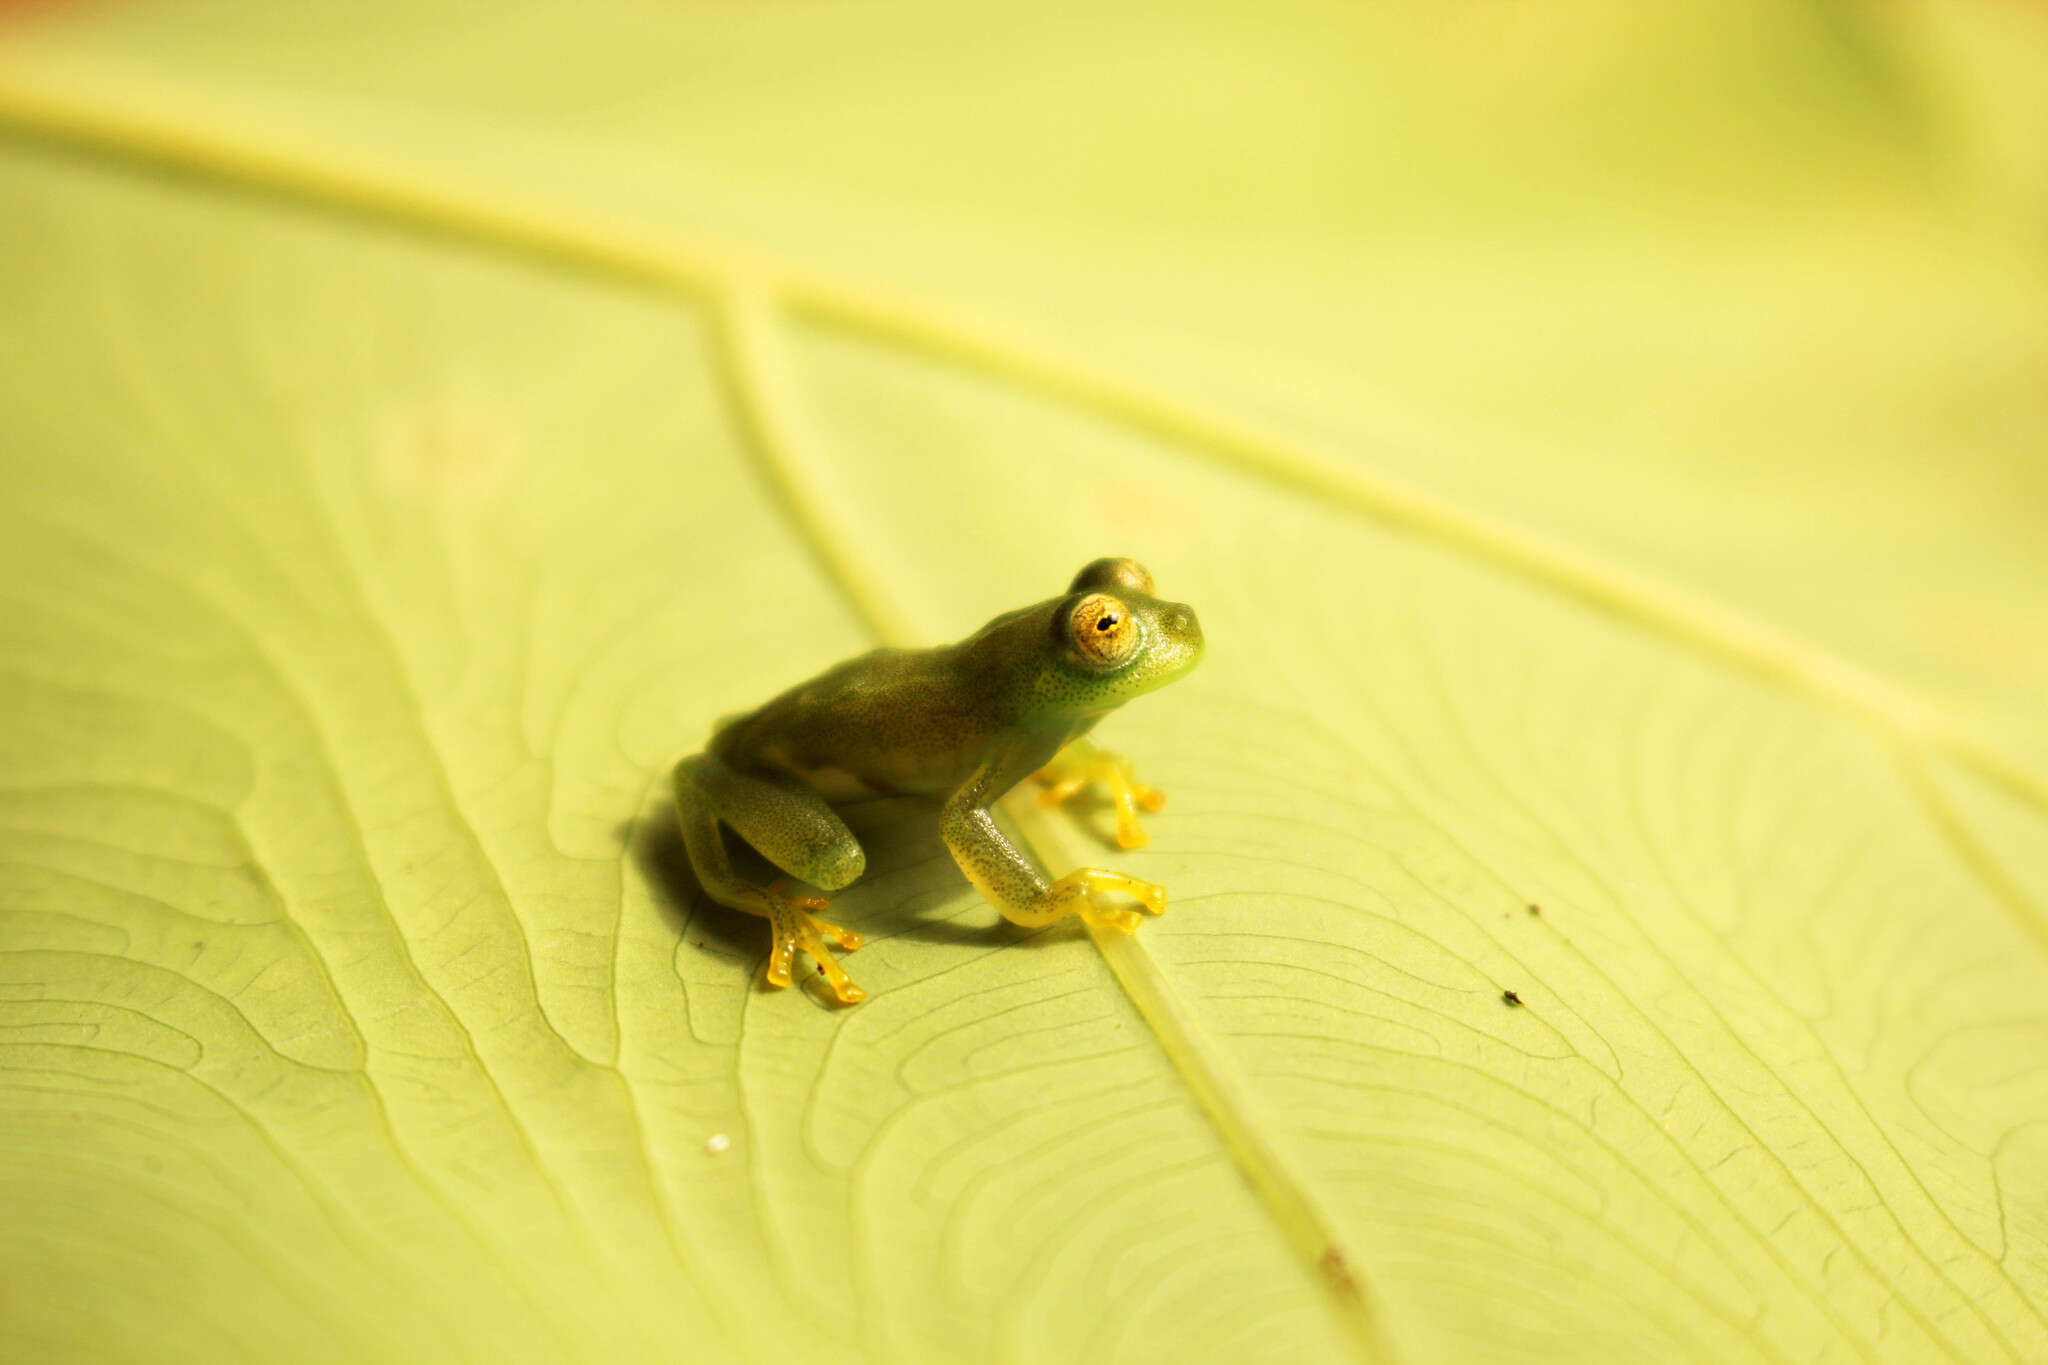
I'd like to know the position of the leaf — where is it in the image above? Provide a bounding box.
[3,3,2047,1363]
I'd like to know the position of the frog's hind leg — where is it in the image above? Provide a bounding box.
[672,755,868,1003]
[689,757,868,892]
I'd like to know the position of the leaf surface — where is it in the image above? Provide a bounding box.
[2,4,2047,1363]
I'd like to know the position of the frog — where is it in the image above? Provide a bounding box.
[672,557,1204,1004]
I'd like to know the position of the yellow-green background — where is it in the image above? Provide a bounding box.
[2,2,2045,1362]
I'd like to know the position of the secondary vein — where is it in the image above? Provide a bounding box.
[710,280,1396,1357]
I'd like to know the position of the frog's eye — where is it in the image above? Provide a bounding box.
[1069,557,1154,596]
[1068,593,1141,669]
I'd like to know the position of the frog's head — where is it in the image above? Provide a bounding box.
[1038,557,1203,714]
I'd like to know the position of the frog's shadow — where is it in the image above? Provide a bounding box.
[620,797,1031,964]
[623,816,760,959]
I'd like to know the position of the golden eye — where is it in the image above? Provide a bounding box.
[1069,557,1154,596]
[1070,593,1139,668]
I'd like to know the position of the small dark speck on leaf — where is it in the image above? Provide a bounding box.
[1502,989,1522,1007]
[1527,903,1542,916]
[1320,1247,1361,1301]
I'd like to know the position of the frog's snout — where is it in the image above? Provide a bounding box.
[1161,602,1204,669]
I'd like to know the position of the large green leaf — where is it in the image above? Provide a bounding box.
[3,3,2046,1362]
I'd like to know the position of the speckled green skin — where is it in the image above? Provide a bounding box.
[674,558,1202,997]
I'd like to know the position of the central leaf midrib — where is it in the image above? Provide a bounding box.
[2,66,2040,838]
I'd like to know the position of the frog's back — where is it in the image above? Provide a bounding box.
[711,644,1004,796]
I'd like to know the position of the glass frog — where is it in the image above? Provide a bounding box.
[673,557,1204,1003]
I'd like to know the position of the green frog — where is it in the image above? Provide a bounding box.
[673,557,1204,1003]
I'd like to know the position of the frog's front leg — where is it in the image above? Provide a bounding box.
[1033,737,1166,849]
[673,755,869,1004]
[943,745,1166,934]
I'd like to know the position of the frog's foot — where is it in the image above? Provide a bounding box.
[762,887,866,1004]
[1034,753,1166,850]
[1052,867,1168,934]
